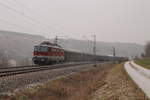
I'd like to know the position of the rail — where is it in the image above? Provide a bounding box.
[0,62,95,77]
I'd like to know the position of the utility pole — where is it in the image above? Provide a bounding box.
[92,34,97,67]
[82,51,85,62]
[54,35,67,45]
[113,47,116,57]
[54,36,58,45]
[112,47,116,63]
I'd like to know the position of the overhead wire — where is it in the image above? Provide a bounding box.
[0,1,59,35]
[0,18,25,29]
[12,0,63,33]
[0,17,43,34]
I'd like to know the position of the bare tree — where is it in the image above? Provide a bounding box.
[0,49,9,67]
[145,42,150,57]
[18,58,31,66]
[141,53,145,58]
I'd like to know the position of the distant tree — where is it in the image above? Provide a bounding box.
[134,55,139,60]
[141,53,145,58]
[145,42,150,57]
[0,49,9,67]
[18,58,30,66]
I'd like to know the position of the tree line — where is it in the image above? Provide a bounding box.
[142,42,150,57]
[0,49,31,67]
[0,49,9,67]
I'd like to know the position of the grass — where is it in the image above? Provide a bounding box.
[135,58,150,69]
[0,64,112,100]
[91,64,149,100]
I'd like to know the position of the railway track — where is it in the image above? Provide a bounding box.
[0,62,94,77]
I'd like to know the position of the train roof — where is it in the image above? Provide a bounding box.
[35,41,63,49]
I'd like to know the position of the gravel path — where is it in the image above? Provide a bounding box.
[0,63,97,94]
[124,61,150,98]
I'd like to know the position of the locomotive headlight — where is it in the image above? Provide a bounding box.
[32,57,37,61]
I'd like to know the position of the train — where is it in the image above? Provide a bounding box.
[32,41,128,65]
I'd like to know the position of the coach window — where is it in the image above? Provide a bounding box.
[41,46,48,52]
[55,49,58,52]
[49,48,51,52]
[34,46,40,51]
[52,48,56,52]
[34,46,38,51]
[52,48,54,52]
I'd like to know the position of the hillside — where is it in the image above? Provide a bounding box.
[0,30,45,65]
[0,30,144,66]
[59,39,144,59]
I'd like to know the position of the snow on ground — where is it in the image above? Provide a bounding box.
[124,61,150,98]
[131,61,150,78]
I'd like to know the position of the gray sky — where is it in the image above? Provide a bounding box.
[0,0,149,44]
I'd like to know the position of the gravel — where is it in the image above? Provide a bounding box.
[0,63,97,94]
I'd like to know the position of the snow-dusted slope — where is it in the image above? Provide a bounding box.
[131,61,150,78]
[124,61,150,98]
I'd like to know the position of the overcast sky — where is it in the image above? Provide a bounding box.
[0,0,149,44]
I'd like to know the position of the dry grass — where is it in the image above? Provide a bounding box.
[92,64,149,100]
[135,58,150,69]
[0,64,112,100]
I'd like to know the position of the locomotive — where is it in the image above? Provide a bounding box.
[32,41,65,64]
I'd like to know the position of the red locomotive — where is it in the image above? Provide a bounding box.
[32,41,65,64]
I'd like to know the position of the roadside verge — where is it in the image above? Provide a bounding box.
[92,63,148,100]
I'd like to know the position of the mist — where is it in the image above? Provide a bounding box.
[0,0,149,44]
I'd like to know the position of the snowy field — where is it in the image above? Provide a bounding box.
[124,61,150,98]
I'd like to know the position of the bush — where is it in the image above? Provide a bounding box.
[0,49,9,67]
[145,42,150,57]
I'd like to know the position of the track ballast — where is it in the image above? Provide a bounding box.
[0,62,95,77]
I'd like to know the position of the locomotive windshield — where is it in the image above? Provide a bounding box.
[34,46,48,52]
